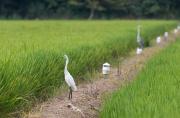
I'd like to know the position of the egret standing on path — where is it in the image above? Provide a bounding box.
[137,25,144,49]
[64,55,77,100]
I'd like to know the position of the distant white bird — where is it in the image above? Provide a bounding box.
[137,25,144,49]
[64,55,77,100]
[164,32,168,41]
[136,47,143,55]
[137,25,141,43]
[156,36,161,44]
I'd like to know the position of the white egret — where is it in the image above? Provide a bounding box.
[64,55,77,100]
[137,25,144,49]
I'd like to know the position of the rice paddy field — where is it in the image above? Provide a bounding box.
[0,20,177,116]
[100,38,180,118]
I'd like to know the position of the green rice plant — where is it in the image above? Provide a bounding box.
[0,20,177,116]
[100,38,180,118]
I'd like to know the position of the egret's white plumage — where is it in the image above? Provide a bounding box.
[137,25,141,43]
[137,25,144,49]
[64,55,77,91]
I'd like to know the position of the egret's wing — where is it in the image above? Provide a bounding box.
[65,72,77,91]
[137,34,141,42]
[65,76,71,87]
[68,74,77,91]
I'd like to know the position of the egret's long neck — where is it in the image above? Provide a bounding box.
[64,58,69,72]
[137,27,140,36]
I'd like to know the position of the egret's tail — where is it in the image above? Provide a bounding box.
[72,86,77,91]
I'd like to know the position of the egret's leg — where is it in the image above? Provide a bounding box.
[69,87,71,100]
[70,87,72,99]
[140,40,144,49]
[138,42,141,48]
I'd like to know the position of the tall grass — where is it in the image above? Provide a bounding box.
[0,20,177,116]
[100,38,180,118]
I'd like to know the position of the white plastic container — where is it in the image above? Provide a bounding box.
[102,62,110,79]
[164,32,168,40]
[156,36,161,44]
[164,32,168,37]
[177,26,180,30]
[174,29,178,34]
[136,48,143,55]
[102,63,110,75]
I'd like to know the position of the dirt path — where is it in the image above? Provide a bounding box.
[27,31,179,118]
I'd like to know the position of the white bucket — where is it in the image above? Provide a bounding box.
[136,48,143,55]
[164,32,168,37]
[156,36,161,44]
[102,63,110,75]
[177,26,180,30]
[174,29,178,34]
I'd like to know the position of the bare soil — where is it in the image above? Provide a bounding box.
[27,31,179,118]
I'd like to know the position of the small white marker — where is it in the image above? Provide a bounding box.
[164,32,168,40]
[177,26,180,30]
[164,32,168,37]
[156,36,161,44]
[102,62,110,79]
[136,48,143,55]
[174,29,178,34]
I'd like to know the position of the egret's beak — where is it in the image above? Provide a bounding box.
[64,55,68,60]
